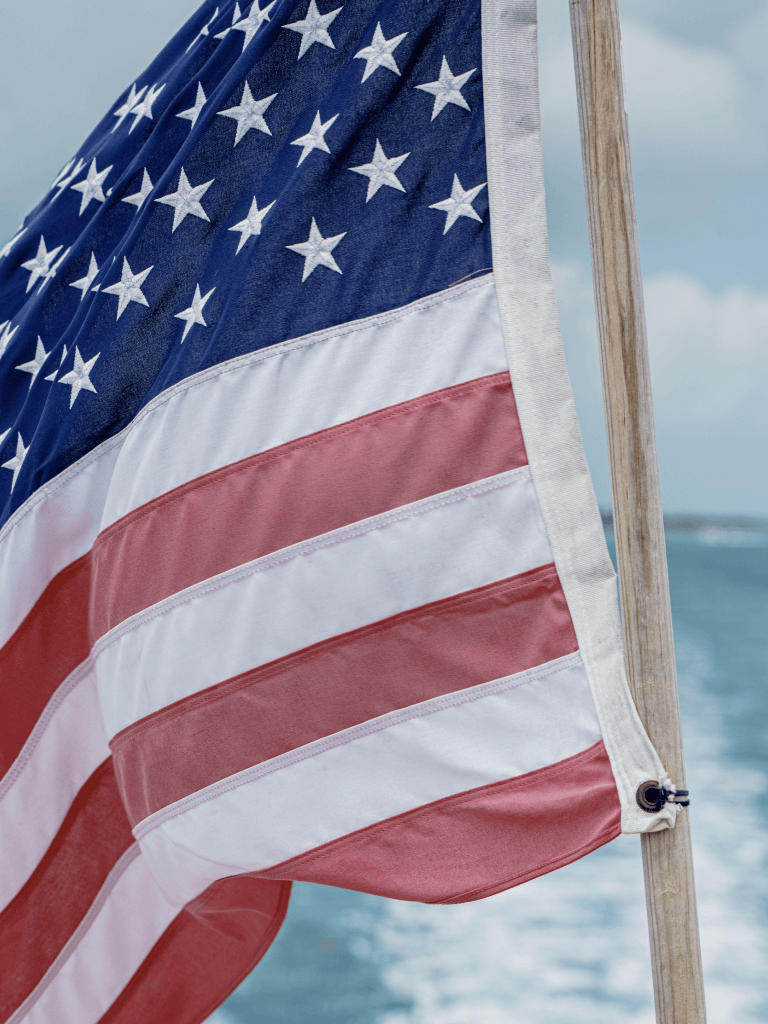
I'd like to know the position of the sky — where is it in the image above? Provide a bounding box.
[0,0,766,515]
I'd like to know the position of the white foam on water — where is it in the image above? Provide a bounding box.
[695,527,768,548]
[675,632,768,1024]
[348,837,653,1024]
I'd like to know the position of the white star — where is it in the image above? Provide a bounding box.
[129,82,166,133]
[102,257,154,319]
[15,336,50,388]
[0,321,20,359]
[21,236,63,292]
[416,57,476,120]
[44,344,68,383]
[231,1,277,50]
[186,6,219,51]
[2,433,29,492]
[58,347,100,408]
[0,228,26,260]
[69,252,100,299]
[429,174,487,233]
[155,168,214,231]
[283,0,342,60]
[174,283,216,342]
[229,197,275,252]
[113,84,147,131]
[52,158,85,199]
[37,246,71,292]
[286,217,345,281]
[291,111,338,165]
[0,429,8,449]
[349,139,409,201]
[71,158,113,215]
[214,2,241,38]
[217,83,277,144]
[354,23,407,82]
[177,83,207,130]
[122,168,154,210]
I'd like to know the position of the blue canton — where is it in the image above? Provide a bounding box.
[0,0,489,522]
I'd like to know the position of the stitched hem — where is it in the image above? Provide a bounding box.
[480,0,671,833]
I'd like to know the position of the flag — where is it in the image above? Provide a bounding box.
[0,0,677,1021]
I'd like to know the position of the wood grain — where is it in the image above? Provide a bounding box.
[567,1,707,1020]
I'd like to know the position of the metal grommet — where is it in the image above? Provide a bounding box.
[636,780,665,813]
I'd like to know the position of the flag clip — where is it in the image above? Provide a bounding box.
[636,780,690,813]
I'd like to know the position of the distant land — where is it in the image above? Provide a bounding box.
[600,511,768,535]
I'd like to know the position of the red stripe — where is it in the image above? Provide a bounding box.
[1,374,524,781]
[112,564,577,826]
[0,555,90,780]
[259,741,620,903]
[96,876,291,1024]
[2,749,615,1021]
[0,759,132,1020]
[90,372,524,637]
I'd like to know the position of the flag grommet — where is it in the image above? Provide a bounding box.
[636,780,690,812]
[636,781,666,812]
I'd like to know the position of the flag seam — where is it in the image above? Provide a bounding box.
[93,371,512,541]
[131,650,585,840]
[0,660,93,801]
[111,564,560,746]
[0,274,494,550]
[263,739,612,872]
[91,467,534,660]
[4,843,140,1024]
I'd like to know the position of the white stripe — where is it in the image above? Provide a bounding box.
[95,468,551,739]
[6,845,140,1024]
[138,654,600,908]
[135,650,586,835]
[481,2,670,832]
[0,445,120,650]
[0,275,504,649]
[101,274,504,529]
[0,669,108,913]
[15,852,180,1024]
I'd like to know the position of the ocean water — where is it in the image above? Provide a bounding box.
[208,531,768,1024]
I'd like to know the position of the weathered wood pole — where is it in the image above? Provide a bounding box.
[567,1,707,1021]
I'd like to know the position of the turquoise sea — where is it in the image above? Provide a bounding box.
[208,529,768,1024]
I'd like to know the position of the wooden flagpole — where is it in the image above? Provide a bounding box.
[567,1,707,1021]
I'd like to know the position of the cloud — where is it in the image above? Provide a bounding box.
[552,260,768,513]
[0,0,198,243]
[538,2,768,172]
[554,259,768,429]
[643,273,768,428]
[621,22,755,168]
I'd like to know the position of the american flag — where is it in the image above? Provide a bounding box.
[0,1,674,1021]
